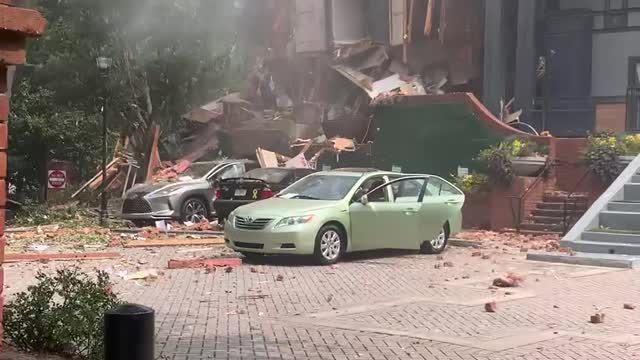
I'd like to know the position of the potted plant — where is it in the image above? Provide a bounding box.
[508,138,549,176]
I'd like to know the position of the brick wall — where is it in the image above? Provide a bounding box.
[463,176,550,231]
[595,103,626,133]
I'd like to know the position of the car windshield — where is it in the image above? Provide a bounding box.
[278,174,360,201]
[180,162,221,179]
[243,168,290,184]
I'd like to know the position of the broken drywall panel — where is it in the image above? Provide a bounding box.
[389,0,407,46]
[335,45,389,72]
[256,148,279,168]
[331,0,368,44]
[295,0,329,53]
[331,64,374,92]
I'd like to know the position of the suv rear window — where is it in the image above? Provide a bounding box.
[243,168,291,184]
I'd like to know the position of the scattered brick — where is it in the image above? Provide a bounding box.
[590,313,605,324]
[492,273,524,288]
[485,301,497,313]
[167,257,242,270]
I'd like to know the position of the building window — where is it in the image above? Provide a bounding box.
[604,0,629,29]
[628,57,640,131]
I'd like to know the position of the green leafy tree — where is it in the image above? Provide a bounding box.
[10,0,245,200]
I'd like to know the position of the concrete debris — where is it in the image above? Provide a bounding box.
[624,303,636,310]
[471,252,482,257]
[124,269,160,281]
[276,274,284,281]
[443,261,454,268]
[225,266,234,273]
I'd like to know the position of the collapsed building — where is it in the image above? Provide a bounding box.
[75,0,640,201]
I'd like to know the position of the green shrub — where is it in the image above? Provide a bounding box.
[585,131,624,183]
[451,174,488,194]
[4,267,120,360]
[621,134,640,156]
[14,204,98,228]
[478,144,515,185]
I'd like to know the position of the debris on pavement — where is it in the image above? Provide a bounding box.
[484,301,497,313]
[224,266,234,273]
[443,261,454,268]
[624,303,636,310]
[590,313,605,324]
[276,274,284,281]
[455,230,565,253]
[124,269,160,281]
[167,257,242,270]
[4,252,121,263]
[492,273,524,288]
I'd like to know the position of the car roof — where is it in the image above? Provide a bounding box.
[332,168,380,173]
[314,170,399,177]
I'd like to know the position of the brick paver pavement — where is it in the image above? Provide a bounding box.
[4,245,640,359]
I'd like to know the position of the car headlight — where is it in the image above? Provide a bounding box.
[228,212,235,222]
[274,215,314,228]
[148,187,183,198]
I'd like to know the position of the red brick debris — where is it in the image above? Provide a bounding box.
[492,273,524,288]
[455,230,570,253]
[484,301,497,313]
[167,257,242,270]
[4,252,121,263]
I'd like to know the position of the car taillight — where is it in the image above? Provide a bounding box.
[259,188,273,199]
[214,189,222,199]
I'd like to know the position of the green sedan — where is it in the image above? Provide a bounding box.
[224,169,465,265]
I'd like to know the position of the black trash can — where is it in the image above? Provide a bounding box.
[104,304,154,360]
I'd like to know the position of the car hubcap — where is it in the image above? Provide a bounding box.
[320,230,341,260]
[430,229,446,249]
[185,201,206,223]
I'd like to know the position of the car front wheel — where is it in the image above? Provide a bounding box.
[313,225,344,265]
[420,226,449,255]
[180,198,208,223]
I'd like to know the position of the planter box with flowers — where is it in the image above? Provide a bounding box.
[477,137,549,184]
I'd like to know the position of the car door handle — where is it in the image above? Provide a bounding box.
[404,208,418,214]
[445,200,461,205]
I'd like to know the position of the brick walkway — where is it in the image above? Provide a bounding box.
[4,245,640,360]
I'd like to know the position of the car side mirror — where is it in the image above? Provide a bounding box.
[359,195,369,206]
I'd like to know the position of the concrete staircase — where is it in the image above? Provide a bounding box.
[519,192,588,235]
[528,155,640,268]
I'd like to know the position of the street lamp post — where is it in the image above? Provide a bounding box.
[96,56,112,226]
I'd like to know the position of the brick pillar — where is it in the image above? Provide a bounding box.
[0,0,46,341]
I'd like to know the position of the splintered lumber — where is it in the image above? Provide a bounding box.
[71,158,120,199]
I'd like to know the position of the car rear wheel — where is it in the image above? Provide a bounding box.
[420,226,449,255]
[313,225,344,265]
[181,198,208,223]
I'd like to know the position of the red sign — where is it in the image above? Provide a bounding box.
[48,170,67,189]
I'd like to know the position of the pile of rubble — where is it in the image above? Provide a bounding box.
[455,230,569,253]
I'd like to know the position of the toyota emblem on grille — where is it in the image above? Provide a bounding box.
[246,217,254,223]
